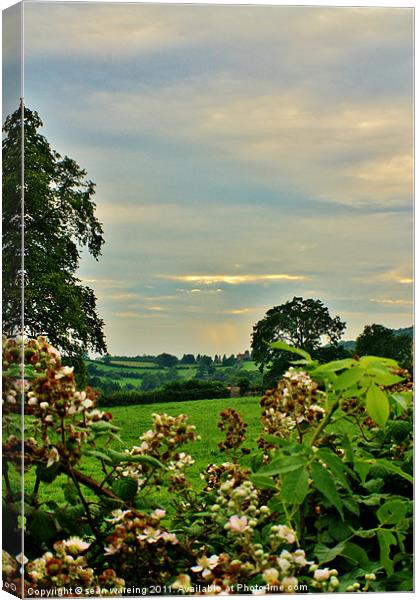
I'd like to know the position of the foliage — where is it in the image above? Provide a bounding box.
[356,324,413,372]
[2,105,106,358]
[100,380,231,406]
[251,297,346,383]
[3,336,413,595]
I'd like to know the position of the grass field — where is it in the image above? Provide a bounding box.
[25,396,262,506]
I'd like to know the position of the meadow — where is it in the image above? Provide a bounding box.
[28,395,262,505]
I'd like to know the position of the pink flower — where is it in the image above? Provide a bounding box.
[226,515,249,533]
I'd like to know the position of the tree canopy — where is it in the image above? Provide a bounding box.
[251,297,346,382]
[356,323,412,371]
[2,104,107,357]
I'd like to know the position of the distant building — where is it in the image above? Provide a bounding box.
[236,350,251,361]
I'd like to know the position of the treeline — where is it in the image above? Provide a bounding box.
[102,351,251,367]
[99,379,231,407]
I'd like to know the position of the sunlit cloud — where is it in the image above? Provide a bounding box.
[222,308,257,315]
[170,274,305,285]
[108,292,140,300]
[369,298,413,305]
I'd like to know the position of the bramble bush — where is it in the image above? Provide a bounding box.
[2,336,413,596]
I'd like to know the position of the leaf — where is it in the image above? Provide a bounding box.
[312,359,357,376]
[112,477,138,502]
[377,529,397,576]
[353,460,371,485]
[257,454,307,477]
[83,448,114,465]
[311,461,344,519]
[375,458,413,483]
[105,449,164,469]
[30,510,56,542]
[314,541,346,564]
[249,474,278,491]
[341,542,372,570]
[63,482,80,504]
[270,340,312,361]
[366,368,403,387]
[333,367,365,391]
[279,468,309,505]
[316,448,351,490]
[366,384,389,426]
[377,500,408,525]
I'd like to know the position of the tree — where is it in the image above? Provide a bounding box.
[180,353,196,365]
[251,297,346,383]
[356,324,412,370]
[156,353,178,368]
[2,104,107,357]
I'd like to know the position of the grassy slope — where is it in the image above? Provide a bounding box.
[26,396,262,505]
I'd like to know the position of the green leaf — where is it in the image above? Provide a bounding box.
[311,461,344,519]
[279,468,309,505]
[316,448,351,490]
[250,474,279,491]
[105,449,164,470]
[341,542,372,570]
[333,367,365,391]
[112,477,138,502]
[270,341,312,361]
[366,384,389,426]
[377,529,397,576]
[353,460,371,485]
[83,448,114,465]
[314,541,346,564]
[257,454,307,477]
[366,368,403,387]
[375,458,413,483]
[377,500,407,525]
[30,510,56,542]
[312,359,357,376]
[63,482,80,504]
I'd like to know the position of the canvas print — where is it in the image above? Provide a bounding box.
[2,2,414,597]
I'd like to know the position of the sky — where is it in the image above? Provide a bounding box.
[5,2,414,356]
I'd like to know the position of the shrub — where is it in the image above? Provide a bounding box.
[2,336,413,596]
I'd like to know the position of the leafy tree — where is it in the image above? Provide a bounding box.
[156,353,178,368]
[2,104,107,358]
[356,324,412,371]
[180,353,196,365]
[251,297,346,383]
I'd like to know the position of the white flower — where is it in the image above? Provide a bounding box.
[55,366,74,379]
[225,515,249,533]
[64,536,90,553]
[314,568,336,582]
[151,509,166,520]
[275,525,296,544]
[28,397,38,406]
[281,576,298,592]
[291,549,308,567]
[191,555,219,577]
[263,568,279,585]
[83,399,94,409]
[39,402,49,410]
[172,574,193,592]
[160,531,178,544]
[137,527,162,543]
[47,447,60,468]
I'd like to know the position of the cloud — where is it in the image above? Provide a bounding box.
[369,298,413,305]
[169,274,305,285]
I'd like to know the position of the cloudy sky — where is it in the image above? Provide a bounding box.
[11,3,415,355]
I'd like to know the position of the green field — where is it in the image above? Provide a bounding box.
[26,396,262,506]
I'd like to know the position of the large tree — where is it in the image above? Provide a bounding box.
[251,297,346,383]
[2,104,107,357]
[356,324,412,371]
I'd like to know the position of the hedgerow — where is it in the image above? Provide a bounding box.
[2,336,413,596]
